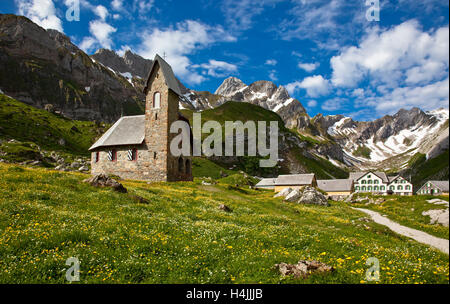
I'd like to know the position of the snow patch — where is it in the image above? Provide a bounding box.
[273,98,294,112]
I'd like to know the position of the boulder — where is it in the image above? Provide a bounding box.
[285,189,302,202]
[275,260,334,278]
[70,161,81,168]
[83,174,127,193]
[274,187,293,198]
[298,187,329,206]
[78,166,89,172]
[130,194,150,204]
[218,204,232,212]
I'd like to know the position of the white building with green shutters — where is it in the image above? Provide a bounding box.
[350,171,413,196]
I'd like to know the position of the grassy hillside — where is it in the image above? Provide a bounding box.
[0,163,448,284]
[182,101,347,178]
[402,150,449,190]
[0,93,105,159]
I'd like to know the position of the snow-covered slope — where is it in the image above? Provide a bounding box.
[214,77,307,128]
[319,108,449,169]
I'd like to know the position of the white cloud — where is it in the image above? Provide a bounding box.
[16,0,63,32]
[111,0,124,11]
[93,5,109,21]
[136,20,236,85]
[265,59,277,66]
[367,77,449,114]
[307,99,317,108]
[331,21,449,88]
[193,60,238,78]
[321,97,347,111]
[286,75,331,98]
[298,62,319,72]
[80,20,117,52]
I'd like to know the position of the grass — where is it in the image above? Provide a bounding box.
[0,94,105,157]
[0,162,448,284]
[347,194,449,239]
[353,146,372,159]
[404,150,449,189]
[192,157,235,179]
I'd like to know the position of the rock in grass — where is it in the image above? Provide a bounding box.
[275,260,334,278]
[298,187,329,206]
[83,174,127,193]
[218,204,232,212]
[284,189,302,202]
[78,166,89,172]
[130,194,150,204]
[274,187,293,198]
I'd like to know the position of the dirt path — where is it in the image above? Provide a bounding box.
[353,208,449,255]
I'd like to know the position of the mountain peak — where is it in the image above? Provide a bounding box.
[215,77,247,96]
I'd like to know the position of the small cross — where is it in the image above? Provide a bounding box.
[163,52,167,60]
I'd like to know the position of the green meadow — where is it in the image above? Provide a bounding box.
[0,163,448,284]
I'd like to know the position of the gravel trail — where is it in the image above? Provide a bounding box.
[353,208,449,255]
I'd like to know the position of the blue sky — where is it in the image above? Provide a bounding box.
[1,0,449,120]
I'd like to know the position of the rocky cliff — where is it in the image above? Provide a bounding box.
[0,14,144,123]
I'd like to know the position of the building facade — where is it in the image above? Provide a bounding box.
[417,181,449,196]
[273,174,317,193]
[317,179,354,197]
[350,171,413,196]
[89,55,193,182]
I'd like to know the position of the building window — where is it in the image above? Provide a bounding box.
[95,151,100,163]
[355,186,360,191]
[367,175,371,178]
[178,157,184,173]
[390,186,395,190]
[361,180,367,184]
[362,186,366,191]
[406,185,411,190]
[153,92,161,109]
[368,186,372,191]
[108,150,117,162]
[128,149,138,161]
[398,185,403,190]
[185,159,191,175]
[380,186,385,191]
[374,180,379,184]
[153,152,157,159]
[374,186,379,191]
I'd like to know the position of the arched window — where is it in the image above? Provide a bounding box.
[390,186,395,190]
[374,186,379,191]
[374,180,379,184]
[380,186,385,191]
[368,180,373,184]
[178,157,184,173]
[185,159,191,175]
[406,185,411,190]
[368,186,372,191]
[362,186,366,191]
[355,186,360,191]
[398,185,403,190]
[361,180,367,184]
[153,92,161,109]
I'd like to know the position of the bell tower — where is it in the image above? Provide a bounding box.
[143,55,192,182]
